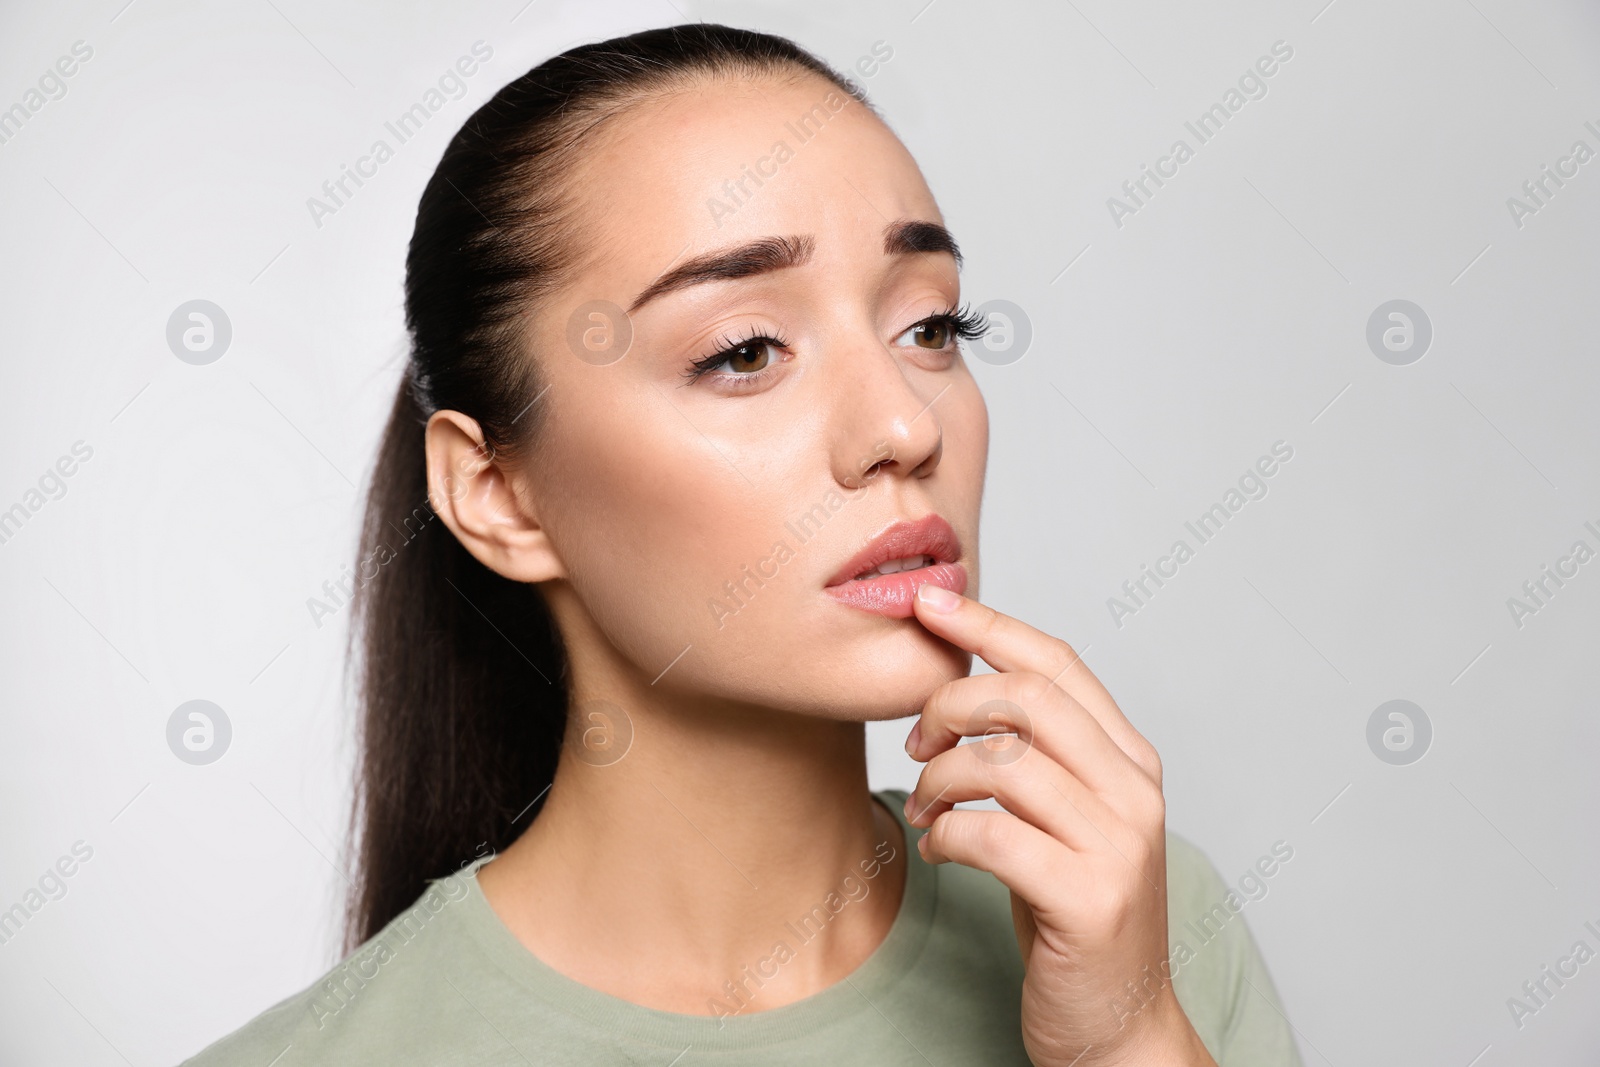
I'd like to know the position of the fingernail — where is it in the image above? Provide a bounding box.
[904,721,922,758]
[902,793,915,820]
[916,583,960,613]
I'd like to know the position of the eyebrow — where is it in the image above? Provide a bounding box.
[624,219,962,315]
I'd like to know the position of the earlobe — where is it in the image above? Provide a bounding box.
[423,410,567,583]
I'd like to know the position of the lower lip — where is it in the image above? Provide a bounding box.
[824,562,967,618]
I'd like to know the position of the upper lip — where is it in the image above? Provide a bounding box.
[825,514,962,587]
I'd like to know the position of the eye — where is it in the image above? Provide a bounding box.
[717,340,776,374]
[894,304,989,352]
[683,330,789,385]
[902,319,953,350]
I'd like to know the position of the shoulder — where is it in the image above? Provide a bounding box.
[1163,830,1304,1067]
[179,869,482,1067]
[1163,830,1243,1011]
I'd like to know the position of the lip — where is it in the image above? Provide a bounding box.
[824,514,966,618]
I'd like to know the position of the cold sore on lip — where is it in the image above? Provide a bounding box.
[824,514,967,619]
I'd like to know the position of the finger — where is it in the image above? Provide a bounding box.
[918,809,1089,915]
[904,735,1132,856]
[908,671,1147,800]
[912,584,1161,782]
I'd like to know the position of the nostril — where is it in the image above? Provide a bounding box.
[853,460,888,488]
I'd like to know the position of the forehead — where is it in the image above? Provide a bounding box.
[562,72,942,288]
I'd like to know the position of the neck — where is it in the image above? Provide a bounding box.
[475,593,910,1016]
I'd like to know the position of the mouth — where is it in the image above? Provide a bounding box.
[824,514,967,618]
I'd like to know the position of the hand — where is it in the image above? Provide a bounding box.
[902,583,1216,1067]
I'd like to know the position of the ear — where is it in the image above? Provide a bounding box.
[424,409,566,583]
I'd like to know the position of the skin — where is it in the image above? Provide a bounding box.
[425,70,1215,1066]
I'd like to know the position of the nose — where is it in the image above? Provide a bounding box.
[826,338,945,491]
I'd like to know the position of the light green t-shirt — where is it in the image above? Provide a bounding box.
[181,789,1303,1065]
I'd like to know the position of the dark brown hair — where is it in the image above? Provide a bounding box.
[342,23,872,951]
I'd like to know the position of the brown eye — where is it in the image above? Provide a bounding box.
[914,320,952,349]
[684,333,789,385]
[725,341,773,372]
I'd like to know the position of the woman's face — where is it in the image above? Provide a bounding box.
[520,72,989,720]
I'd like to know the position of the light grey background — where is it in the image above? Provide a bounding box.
[2,0,1598,1063]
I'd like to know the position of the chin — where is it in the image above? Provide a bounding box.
[816,628,974,722]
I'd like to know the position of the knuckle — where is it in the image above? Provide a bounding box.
[1054,640,1100,688]
[1128,775,1166,827]
[970,603,1004,654]
[966,740,1019,783]
[975,814,1017,863]
[1120,826,1154,869]
[930,675,970,713]
[913,752,947,796]
[926,738,964,774]
[967,703,1034,769]
[935,675,990,719]
[1002,671,1055,708]
[923,684,958,732]
[1139,738,1164,781]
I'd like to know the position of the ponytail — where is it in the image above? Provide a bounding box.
[342,23,872,951]
[343,376,564,951]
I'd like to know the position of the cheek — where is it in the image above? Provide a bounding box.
[537,395,812,671]
[535,370,989,718]
[944,375,989,515]
[957,374,990,467]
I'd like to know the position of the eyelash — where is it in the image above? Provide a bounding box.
[681,303,990,386]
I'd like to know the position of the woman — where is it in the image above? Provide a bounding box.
[184,23,1302,1067]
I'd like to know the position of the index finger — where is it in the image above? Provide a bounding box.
[911,582,1158,779]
